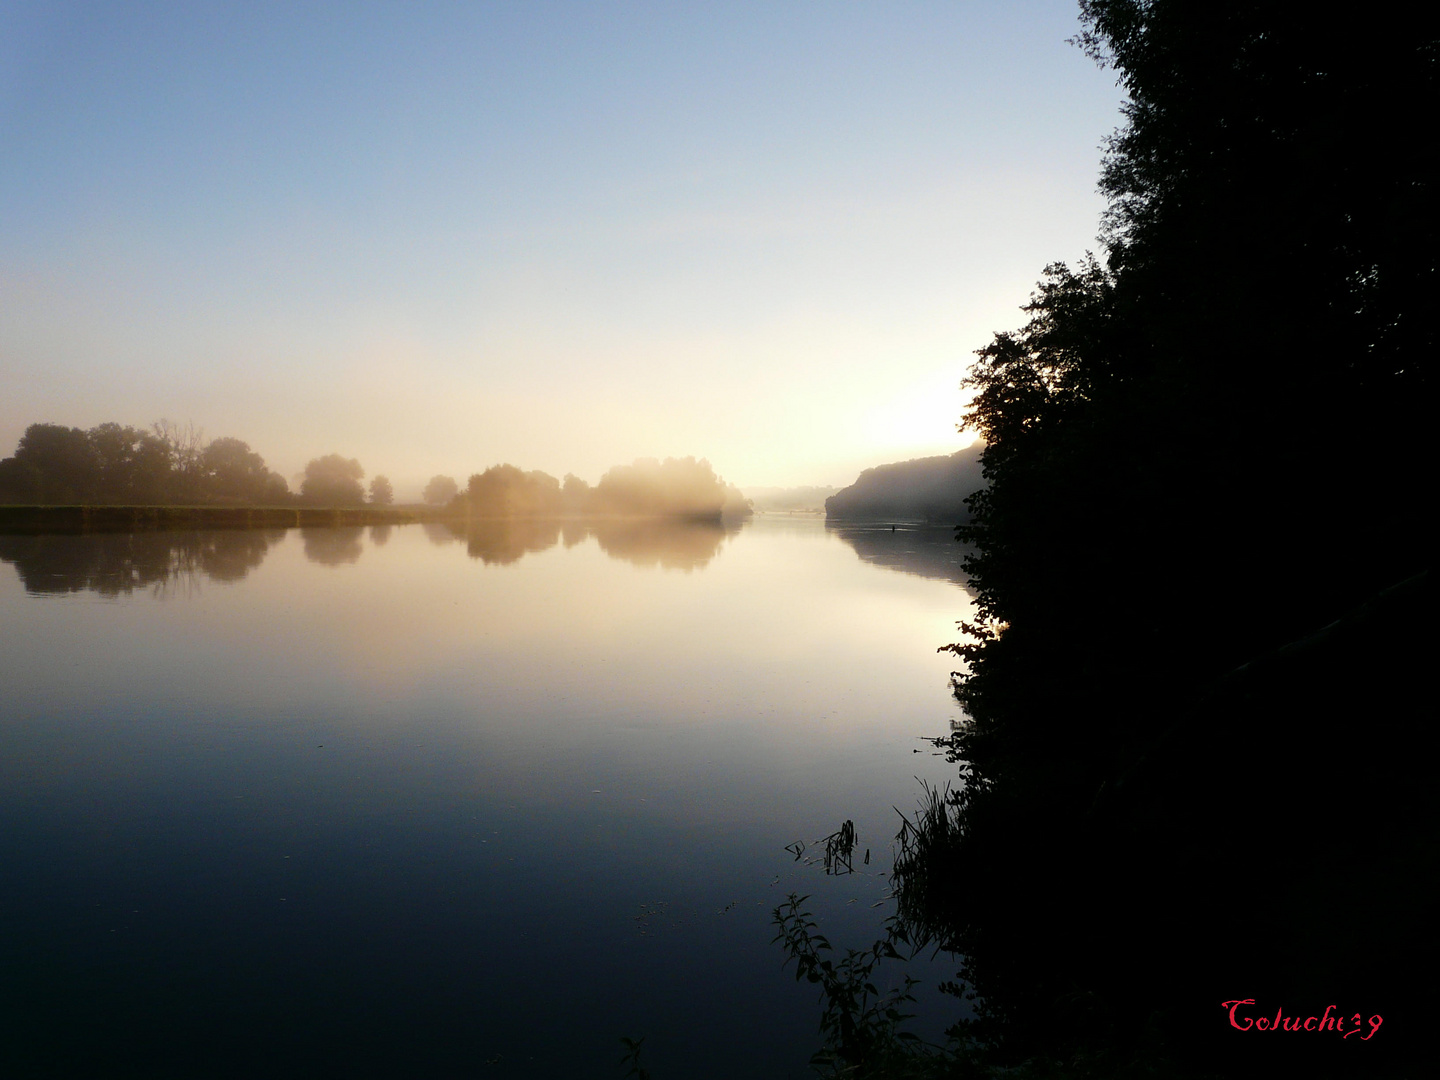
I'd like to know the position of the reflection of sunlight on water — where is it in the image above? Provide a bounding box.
[444,521,959,739]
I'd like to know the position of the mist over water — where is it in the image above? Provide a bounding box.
[0,518,971,1078]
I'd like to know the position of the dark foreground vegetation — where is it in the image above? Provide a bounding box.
[781,4,1433,1078]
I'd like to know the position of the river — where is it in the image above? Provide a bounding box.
[0,516,971,1078]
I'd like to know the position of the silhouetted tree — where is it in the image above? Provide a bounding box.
[151,419,206,501]
[422,474,458,505]
[905,3,1435,1074]
[368,474,394,506]
[200,437,290,503]
[88,423,173,503]
[0,420,293,505]
[300,454,365,505]
[0,424,99,503]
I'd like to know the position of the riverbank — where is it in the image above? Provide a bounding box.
[0,504,448,534]
[0,504,750,535]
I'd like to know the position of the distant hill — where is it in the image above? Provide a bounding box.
[824,447,984,523]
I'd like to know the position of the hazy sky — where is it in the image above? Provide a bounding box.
[1,1,1124,494]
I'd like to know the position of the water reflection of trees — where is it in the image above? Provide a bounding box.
[0,518,744,595]
[825,522,972,588]
[422,522,461,547]
[588,518,733,571]
[444,518,562,565]
[0,530,280,596]
[444,517,736,571]
[300,526,364,567]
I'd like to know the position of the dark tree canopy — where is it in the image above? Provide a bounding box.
[0,424,101,504]
[956,0,1432,692]
[0,421,291,506]
[200,437,290,504]
[901,4,1436,1075]
[89,423,174,504]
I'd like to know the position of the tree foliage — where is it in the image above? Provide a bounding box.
[953,0,1432,750]
[368,474,394,506]
[914,3,1434,1073]
[422,474,458,506]
[463,463,563,517]
[772,894,929,1078]
[592,456,737,519]
[453,457,752,520]
[0,421,290,506]
[200,437,290,504]
[300,454,365,506]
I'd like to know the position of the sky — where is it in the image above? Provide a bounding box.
[0,1,1125,496]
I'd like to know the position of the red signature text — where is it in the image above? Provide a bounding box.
[1221,1000,1382,1040]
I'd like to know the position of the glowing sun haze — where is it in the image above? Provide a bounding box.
[0,1,1123,496]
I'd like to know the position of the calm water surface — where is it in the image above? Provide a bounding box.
[0,517,971,1078]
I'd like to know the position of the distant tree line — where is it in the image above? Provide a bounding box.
[295,453,394,507]
[0,423,751,521]
[453,457,752,520]
[0,421,290,506]
[0,421,397,508]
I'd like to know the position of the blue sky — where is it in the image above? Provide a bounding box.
[1,1,1125,493]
